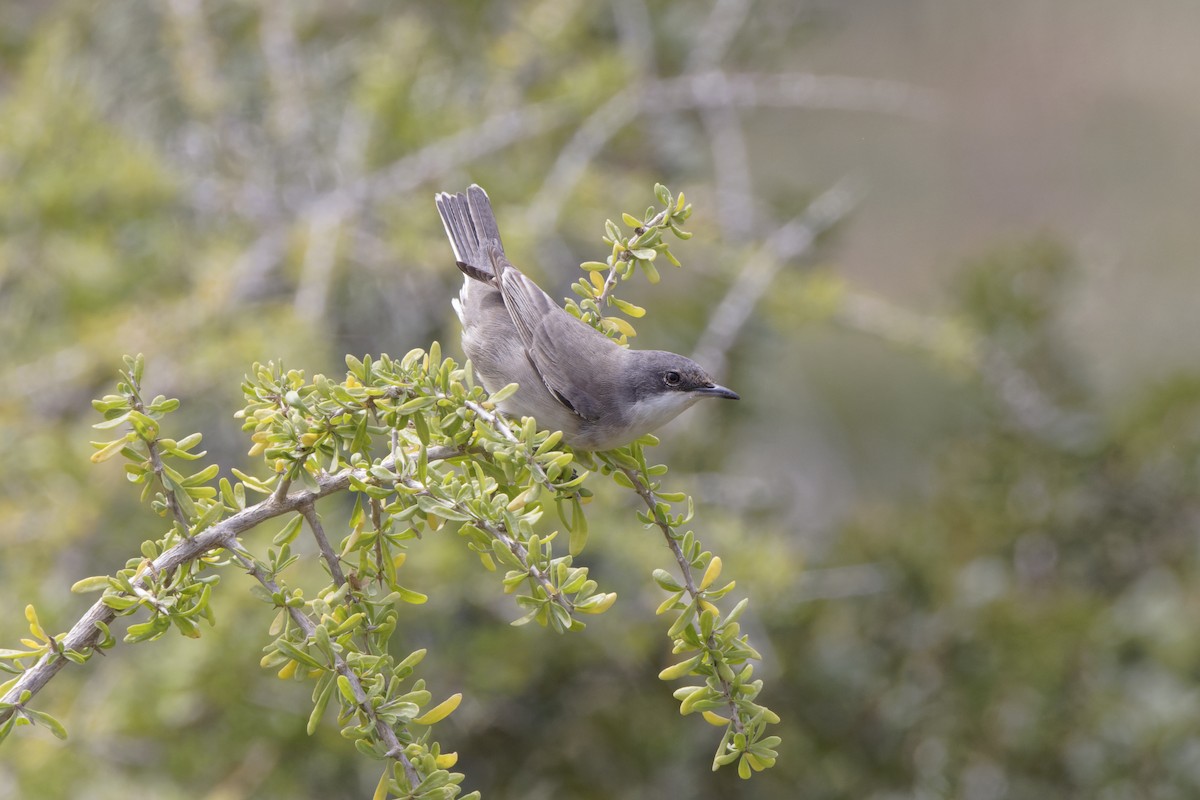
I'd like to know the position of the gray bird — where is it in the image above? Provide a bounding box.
[435,185,738,451]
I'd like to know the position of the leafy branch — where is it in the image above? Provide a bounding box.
[0,185,779,791]
[567,182,692,344]
[574,183,780,776]
[592,443,780,778]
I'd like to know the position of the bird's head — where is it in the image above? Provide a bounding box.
[620,350,739,433]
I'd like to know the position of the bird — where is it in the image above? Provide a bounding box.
[435,184,738,451]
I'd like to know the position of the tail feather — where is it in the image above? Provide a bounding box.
[435,185,505,284]
[434,191,475,264]
[466,185,503,246]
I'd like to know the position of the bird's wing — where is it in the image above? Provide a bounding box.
[438,183,614,423]
[490,250,612,422]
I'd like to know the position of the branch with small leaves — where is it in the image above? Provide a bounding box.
[592,443,780,778]
[566,183,692,344]
[565,184,780,777]
[0,185,779,789]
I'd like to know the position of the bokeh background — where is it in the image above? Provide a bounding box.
[4,1,1200,798]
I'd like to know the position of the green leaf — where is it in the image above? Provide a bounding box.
[655,590,685,615]
[273,514,305,545]
[230,469,274,494]
[172,484,197,519]
[90,437,131,463]
[610,297,646,318]
[394,586,428,604]
[308,675,335,735]
[151,397,181,414]
[652,569,683,592]
[611,470,634,489]
[510,608,539,627]
[92,411,132,431]
[125,617,170,643]
[275,639,323,670]
[413,692,462,725]
[395,648,428,674]
[101,594,139,611]
[568,521,588,557]
[336,674,357,704]
[180,464,219,486]
[488,382,519,404]
[372,768,390,800]
[312,625,334,664]
[659,653,703,681]
[0,649,35,660]
[174,432,203,451]
[414,769,452,794]
[70,575,111,594]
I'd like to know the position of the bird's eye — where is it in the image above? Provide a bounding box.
[664,370,682,387]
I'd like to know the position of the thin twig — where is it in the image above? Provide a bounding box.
[134,383,194,537]
[271,476,293,504]
[227,545,421,788]
[462,399,556,490]
[615,462,746,737]
[392,468,574,616]
[300,502,346,586]
[593,205,675,310]
[478,520,572,614]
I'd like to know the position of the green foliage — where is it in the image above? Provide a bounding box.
[0,187,775,796]
[567,183,693,343]
[761,244,1200,799]
[591,442,779,778]
[3,2,1196,798]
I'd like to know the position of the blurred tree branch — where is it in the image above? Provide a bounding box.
[527,71,940,229]
[693,175,866,380]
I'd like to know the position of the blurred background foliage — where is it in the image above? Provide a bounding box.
[3,1,1200,798]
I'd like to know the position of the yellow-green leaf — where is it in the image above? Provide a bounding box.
[658,653,702,681]
[70,576,111,594]
[699,556,722,590]
[610,297,646,318]
[413,692,462,725]
[90,437,131,463]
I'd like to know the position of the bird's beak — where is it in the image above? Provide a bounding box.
[694,383,739,400]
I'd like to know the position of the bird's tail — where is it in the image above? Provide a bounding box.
[435,185,505,285]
